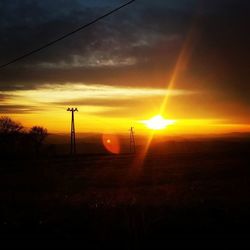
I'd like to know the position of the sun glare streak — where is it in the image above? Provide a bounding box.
[160,25,197,115]
[133,23,198,171]
[130,130,155,176]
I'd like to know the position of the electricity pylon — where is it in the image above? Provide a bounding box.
[67,107,78,154]
[129,127,136,154]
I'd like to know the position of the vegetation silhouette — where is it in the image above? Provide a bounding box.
[29,126,48,156]
[0,116,48,158]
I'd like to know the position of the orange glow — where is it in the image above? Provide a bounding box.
[102,134,120,154]
[1,79,250,135]
[142,115,175,130]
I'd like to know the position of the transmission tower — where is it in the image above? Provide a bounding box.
[129,127,136,154]
[67,107,78,154]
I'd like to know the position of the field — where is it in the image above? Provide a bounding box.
[0,137,250,248]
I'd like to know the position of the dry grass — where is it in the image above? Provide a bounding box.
[0,140,250,248]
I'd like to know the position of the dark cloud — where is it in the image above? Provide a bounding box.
[0,93,13,100]
[0,0,249,111]
[53,95,162,108]
[188,1,250,104]
[54,98,137,107]
[0,104,43,114]
[0,0,191,86]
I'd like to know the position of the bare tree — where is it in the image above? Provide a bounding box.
[0,116,23,134]
[29,126,48,155]
[0,116,24,155]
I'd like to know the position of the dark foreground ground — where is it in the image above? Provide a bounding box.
[0,139,250,248]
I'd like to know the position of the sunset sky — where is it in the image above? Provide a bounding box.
[0,0,249,134]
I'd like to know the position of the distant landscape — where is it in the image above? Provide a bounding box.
[0,133,250,248]
[45,132,250,155]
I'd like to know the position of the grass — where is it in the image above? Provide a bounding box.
[0,139,250,248]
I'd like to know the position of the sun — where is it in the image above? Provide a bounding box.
[142,115,175,130]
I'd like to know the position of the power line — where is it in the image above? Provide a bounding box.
[0,0,136,69]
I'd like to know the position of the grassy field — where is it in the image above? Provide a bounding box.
[0,138,250,248]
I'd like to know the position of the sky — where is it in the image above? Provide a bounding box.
[0,0,249,134]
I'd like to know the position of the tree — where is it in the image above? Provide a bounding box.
[0,116,24,155]
[29,126,48,155]
[0,116,23,134]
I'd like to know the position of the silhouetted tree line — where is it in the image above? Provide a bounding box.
[0,116,53,158]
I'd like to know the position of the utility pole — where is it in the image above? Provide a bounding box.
[129,127,136,154]
[67,107,78,155]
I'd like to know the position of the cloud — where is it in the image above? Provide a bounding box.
[1,83,195,101]
[33,55,138,69]
[0,0,189,88]
[0,0,249,125]
[0,93,13,100]
[0,83,196,115]
[0,104,43,114]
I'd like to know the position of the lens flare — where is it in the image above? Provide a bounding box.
[102,134,120,154]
